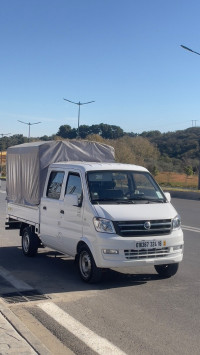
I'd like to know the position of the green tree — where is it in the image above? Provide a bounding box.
[79,125,91,139]
[151,166,159,176]
[184,165,193,176]
[99,123,124,139]
[57,125,76,138]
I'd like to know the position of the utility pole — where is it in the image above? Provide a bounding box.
[0,133,10,187]
[63,98,95,138]
[18,120,41,141]
[191,120,198,127]
[181,44,200,189]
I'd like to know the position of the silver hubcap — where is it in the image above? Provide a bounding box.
[23,233,30,253]
[79,251,92,279]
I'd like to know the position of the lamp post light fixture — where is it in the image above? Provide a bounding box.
[180,44,200,56]
[63,98,95,138]
[181,44,200,189]
[18,120,41,141]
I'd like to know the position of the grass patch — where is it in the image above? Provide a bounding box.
[155,172,198,189]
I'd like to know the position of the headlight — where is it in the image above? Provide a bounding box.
[172,215,181,230]
[93,217,115,233]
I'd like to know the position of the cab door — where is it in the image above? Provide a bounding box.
[40,170,65,251]
[59,171,84,255]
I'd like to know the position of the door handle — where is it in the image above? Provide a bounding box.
[43,206,47,210]
[60,210,64,214]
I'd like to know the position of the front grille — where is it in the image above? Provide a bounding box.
[114,219,172,237]
[124,247,170,260]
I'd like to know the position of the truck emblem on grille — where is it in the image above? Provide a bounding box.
[144,221,151,230]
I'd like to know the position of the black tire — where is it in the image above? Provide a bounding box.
[78,245,103,283]
[22,227,39,257]
[154,263,179,278]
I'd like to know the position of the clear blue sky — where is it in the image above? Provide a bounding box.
[1,0,200,138]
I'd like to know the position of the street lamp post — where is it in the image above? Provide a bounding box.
[63,98,95,138]
[181,44,200,189]
[18,120,41,141]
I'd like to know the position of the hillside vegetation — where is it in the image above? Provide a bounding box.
[0,125,199,181]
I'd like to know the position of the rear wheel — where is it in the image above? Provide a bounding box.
[78,245,103,283]
[154,263,179,278]
[22,227,39,257]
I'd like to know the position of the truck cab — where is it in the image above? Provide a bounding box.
[36,162,183,283]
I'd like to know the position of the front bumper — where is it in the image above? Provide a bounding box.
[92,229,184,268]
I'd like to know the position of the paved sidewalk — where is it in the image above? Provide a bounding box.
[0,306,51,355]
[0,311,36,354]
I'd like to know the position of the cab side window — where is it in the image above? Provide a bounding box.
[65,173,82,201]
[46,171,65,199]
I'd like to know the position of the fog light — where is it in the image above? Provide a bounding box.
[173,245,182,251]
[102,249,119,254]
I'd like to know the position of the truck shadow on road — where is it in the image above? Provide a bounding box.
[0,246,164,298]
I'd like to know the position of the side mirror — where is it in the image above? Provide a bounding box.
[64,194,79,207]
[164,192,171,202]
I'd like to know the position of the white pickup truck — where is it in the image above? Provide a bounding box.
[6,141,184,283]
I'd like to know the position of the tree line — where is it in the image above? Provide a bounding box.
[56,123,125,139]
[0,124,199,176]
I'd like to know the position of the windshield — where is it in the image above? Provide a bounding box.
[87,170,166,204]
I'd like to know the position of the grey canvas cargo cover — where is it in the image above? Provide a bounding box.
[6,140,115,206]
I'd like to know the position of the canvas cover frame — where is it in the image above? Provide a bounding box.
[6,140,115,206]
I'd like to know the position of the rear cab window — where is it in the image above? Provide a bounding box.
[46,171,65,199]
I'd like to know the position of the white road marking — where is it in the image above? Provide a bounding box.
[182,225,200,233]
[0,190,6,194]
[38,302,127,355]
[0,266,33,291]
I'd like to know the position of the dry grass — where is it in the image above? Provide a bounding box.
[1,153,198,189]
[155,172,198,189]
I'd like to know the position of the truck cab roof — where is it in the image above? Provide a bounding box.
[49,161,148,173]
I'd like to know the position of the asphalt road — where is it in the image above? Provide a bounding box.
[0,180,199,355]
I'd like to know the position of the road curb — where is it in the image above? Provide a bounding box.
[0,304,51,354]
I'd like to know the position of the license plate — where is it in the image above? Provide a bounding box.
[135,240,164,249]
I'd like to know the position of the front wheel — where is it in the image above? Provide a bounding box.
[78,245,103,283]
[22,227,40,257]
[154,263,179,278]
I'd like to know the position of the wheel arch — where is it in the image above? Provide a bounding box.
[21,225,40,257]
[20,223,36,237]
[76,240,103,283]
[76,237,96,259]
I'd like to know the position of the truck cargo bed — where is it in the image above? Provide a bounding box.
[6,202,39,227]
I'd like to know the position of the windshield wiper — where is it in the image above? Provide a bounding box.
[92,199,115,204]
[116,199,135,204]
[128,196,164,203]
[92,199,135,204]
[92,197,164,204]
[145,199,164,203]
